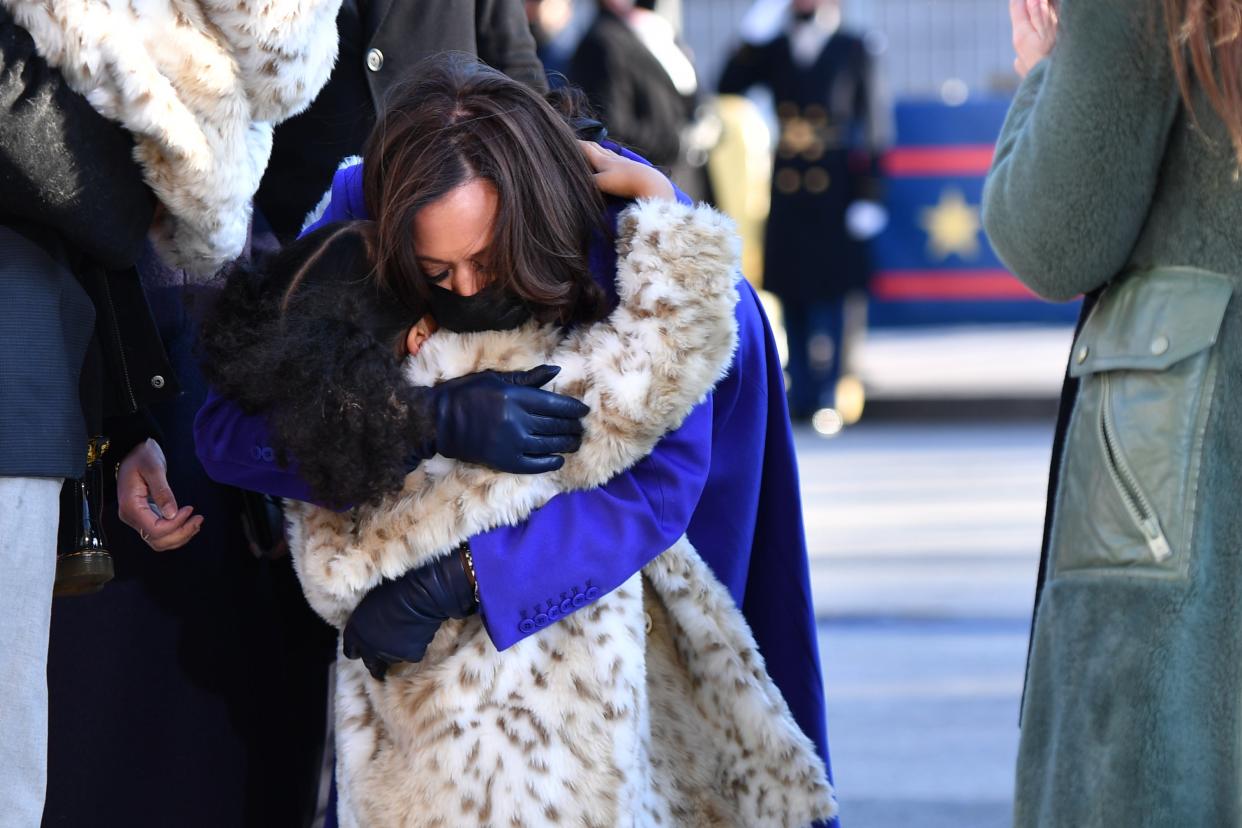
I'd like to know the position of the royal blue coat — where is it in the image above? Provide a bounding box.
[194,153,834,799]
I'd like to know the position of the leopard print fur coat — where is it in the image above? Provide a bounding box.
[1,0,341,274]
[286,199,837,827]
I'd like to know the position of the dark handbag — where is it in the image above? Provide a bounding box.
[54,437,115,596]
[238,489,289,560]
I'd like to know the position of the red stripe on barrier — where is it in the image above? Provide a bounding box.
[883,146,995,176]
[872,270,1037,301]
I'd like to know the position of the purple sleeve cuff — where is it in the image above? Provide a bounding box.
[193,389,319,503]
[472,398,714,650]
[301,161,368,236]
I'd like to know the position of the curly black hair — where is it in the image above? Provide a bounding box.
[197,221,433,508]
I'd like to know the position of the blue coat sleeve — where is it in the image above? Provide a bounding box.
[472,397,714,650]
[193,388,319,502]
[193,161,366,501]
[466,142,714,649]
[468,126,700,650]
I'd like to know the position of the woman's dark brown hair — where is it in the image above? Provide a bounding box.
[363,53,609,325]
[1164,0,1242,163]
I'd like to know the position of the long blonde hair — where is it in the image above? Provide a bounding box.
[1165,0,1242,162]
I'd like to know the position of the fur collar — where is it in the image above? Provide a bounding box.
[287,199,835,826]
[1,0,341,275]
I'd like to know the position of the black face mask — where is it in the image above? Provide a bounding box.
[426,282,533,333]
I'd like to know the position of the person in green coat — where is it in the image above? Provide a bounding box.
[984,0,1242,824]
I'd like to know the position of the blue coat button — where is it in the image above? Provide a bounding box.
[518,619,536,634]
[547,604,562,621]
[572,593,587,608]
[261,447,275,463]
[559,598,575,614]
[534,613,550,627]
[585,587,601,600]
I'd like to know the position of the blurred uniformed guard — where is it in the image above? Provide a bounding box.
[720,0,890,427]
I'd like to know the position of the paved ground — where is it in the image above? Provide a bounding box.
[858,325,1073,400]
[799,419,1056,828]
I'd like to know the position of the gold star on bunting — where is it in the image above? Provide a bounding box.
[918,188,982,261]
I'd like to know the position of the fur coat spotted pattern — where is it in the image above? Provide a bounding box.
[285,199,836,827]
[1,0,341,274]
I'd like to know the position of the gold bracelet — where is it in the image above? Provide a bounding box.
[459,539,480,606]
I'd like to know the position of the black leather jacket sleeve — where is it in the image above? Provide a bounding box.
[0,10,155,269]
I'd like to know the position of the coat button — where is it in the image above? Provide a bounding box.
[261,447,275,463]
[1075,346,1089,364]
[804,166,830,193]
[150,374,165,389]
[534,613,549,627]
[572,593,587,608]
[547,604,562,621]
[585,587,601,600]
[366,48,384,72]
[518,619,536,634]
[804,103,828,122]
[775,168,801,194]
[1150,335,1170,356]
[559,598,575,614]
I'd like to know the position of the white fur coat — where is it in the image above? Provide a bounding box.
[285,199,836,827]
[1,0,341,275]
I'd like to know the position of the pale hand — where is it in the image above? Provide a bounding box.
[117,438,203,551]
[579,141,676,202]
[1010,0,1058,78]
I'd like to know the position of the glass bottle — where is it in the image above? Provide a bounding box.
[54,436,115,596]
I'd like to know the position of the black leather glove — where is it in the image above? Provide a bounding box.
[342,549,478,681]
[423,364,589,474]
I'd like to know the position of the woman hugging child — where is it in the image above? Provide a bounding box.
[199,55,833,828]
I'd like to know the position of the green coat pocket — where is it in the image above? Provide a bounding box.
[1050,267,1233,579]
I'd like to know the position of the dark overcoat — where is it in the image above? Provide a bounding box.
[568,9,693,171]
[719,29,883,304]
[0,10,175,479]
[44,274,337,827]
